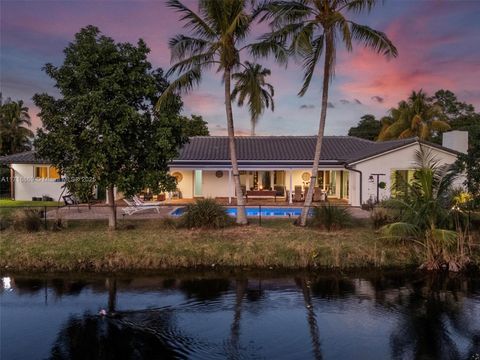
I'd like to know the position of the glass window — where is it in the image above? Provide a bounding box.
[49,167,60,179]
[194,170,202,197]
[34,166,48,179]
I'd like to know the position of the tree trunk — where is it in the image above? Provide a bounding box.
[251,118,256,136]
[299,30,333,226]
[107,185,117,230]
[225,68,248,224]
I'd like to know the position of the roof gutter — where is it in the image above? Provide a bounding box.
[343,163,362,206]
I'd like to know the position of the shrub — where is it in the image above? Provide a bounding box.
[179,198,231,229]
[371,207,391,229]
[361,198,375,211]
[13,209,43,232]
[310,205,352,231]
[160,217,178,229]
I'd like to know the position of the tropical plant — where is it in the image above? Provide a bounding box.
[179,198,231,229]
[0,98,34,155]
[231,61,274,135]
[378,90,451,141]
[34,26,186,230]
[380,147,470,270]
[258,0,398,225]
[310,204,352,231]
[157,0,285,224]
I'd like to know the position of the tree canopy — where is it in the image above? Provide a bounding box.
[347,114,381,141]
[34,26,187,228]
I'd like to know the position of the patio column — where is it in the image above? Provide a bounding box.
[228,169,232,204]
[288,170,293,204]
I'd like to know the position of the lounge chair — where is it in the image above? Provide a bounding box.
[293,186,303,202]
[133,195,163,206]
[122,198,160,216]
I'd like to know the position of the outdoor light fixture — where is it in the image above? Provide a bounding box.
[368,175,374,182]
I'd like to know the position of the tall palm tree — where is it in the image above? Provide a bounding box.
[0,99,33,155]
[378,90,450,141]
[157,0,283,224]
[231,61,274,135]
[259,0,398,225]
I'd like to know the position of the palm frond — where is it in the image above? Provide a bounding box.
[381,222,421,242]
[349,22,398,58]
[156,66,202,111]
[169,35,211,62]
[298,34,324,96]
[167,0,217,40]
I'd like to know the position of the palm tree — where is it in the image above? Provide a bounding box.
[157,0,283,224]
[378,90,450,141]
[231,61,274,135]
[258,0,398,226]
[0,99,33,155]
[381,147,469,270]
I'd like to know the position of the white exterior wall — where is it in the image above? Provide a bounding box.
[171,169,194,199]
[12,164,65,201]
[202,170,230,198]
[350,143,461,206]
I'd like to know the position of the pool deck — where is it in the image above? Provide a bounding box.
[46,201,370,220]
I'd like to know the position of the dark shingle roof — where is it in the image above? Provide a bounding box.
[176,136,375,162]
[0,136,459,166]
[0,151,51,165]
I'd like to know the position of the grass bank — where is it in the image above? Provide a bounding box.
[4,218,474,272]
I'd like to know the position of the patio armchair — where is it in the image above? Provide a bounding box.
[293,186,303,202]
[313,187,325,202]
[274,185,285,197]
[122,198,161,216]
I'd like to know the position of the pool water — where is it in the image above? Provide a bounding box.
[171,206,305,217]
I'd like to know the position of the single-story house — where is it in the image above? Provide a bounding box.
[0,131,468,206]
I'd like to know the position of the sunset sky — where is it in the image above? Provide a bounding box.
[1,0,479,136]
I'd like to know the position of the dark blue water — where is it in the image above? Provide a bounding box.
[1,271,479,360]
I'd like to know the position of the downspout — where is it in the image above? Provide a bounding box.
[343,163,362,206]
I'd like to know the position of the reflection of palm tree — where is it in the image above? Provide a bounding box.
[227,278,248,357]
[389,274,480,360]
[296,277,322,360]
[106,278,117,313]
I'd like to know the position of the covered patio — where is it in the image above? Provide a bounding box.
[166,168,351,205]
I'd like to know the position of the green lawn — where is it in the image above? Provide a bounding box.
[0,199,62,217]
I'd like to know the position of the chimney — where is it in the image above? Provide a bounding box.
[442,130,468,154]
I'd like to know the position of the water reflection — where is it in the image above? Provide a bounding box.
[1,272,479,360]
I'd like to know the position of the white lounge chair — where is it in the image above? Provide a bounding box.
[122,198,160,216]
[133,195,164,206]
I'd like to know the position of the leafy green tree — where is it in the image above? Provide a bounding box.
[259,0,398,225]
[231,61,274,135]
[378,90,450,141]
[347,114,381,141]
[34,26,186,229]
[180,114,210,136]
[0,97,34,155]
[157,0,284,224]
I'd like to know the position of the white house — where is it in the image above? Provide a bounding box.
[0,131,468,206]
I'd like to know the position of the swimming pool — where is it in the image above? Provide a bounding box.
[171,206,305,217]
